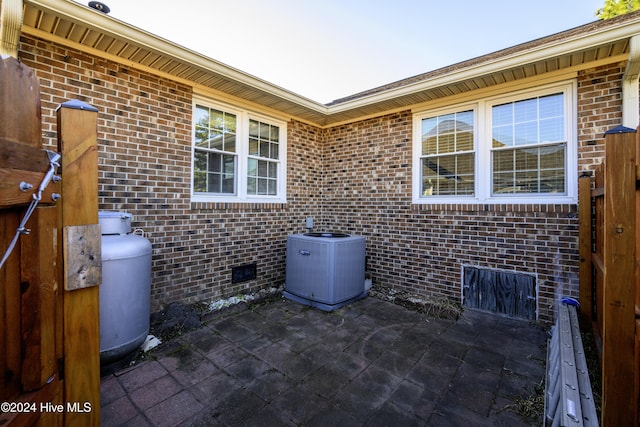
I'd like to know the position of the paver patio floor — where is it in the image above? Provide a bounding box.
[100,295,547,426]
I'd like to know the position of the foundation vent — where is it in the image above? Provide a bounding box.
[462,266,537,320]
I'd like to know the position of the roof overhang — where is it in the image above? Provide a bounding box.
[18,0,640,127]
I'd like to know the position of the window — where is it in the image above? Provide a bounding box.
[248,119,279,196]
[420,110,475,196]
[413,82,576,204]
[491,93,566,195]
[192,99,286,203]
[194,106,237,194]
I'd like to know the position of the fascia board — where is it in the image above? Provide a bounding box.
[24,0,640,119]
[326,20,640,114]
[25,0,329,115]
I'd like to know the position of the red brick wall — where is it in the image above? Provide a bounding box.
[322,112,581,323]
[577,62,625,172]
[19,35,321,311]
[18,34,624,322]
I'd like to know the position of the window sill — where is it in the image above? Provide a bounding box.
[190,196,287,211]
[412,195,577,206]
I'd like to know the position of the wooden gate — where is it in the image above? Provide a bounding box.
[578,125,640,426]
[0,57,100,425]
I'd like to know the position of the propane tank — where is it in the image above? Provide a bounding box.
[98,211,152,363]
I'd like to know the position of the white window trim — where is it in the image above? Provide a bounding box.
[412,81,577,205]
[191,97,287,204]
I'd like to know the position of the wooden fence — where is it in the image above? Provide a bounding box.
[0,57,101,425]
[578,125,640,426]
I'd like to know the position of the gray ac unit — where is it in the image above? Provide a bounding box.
[284,233,366,311]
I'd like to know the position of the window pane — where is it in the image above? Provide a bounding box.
[249,119,259,137]
[492,103,512,127]
[225,114,236,133]
[193,104,240,195]
[457,131,473,151]
[493,172,515,193]
[258,160,268,177]
[457,110,474,129]
[224,134,236,153]
[271,143,279,160]
[540,169,565,193]
[420,109,475,197]
[438,133,455,154]
[491,92,566,197]
[194,126,208,147]
[222,174,235,193]
[193,171,206,192]
[270,126,279,142]
[421,110,473,157]
[260,142,270,158]
[210,130,223,150]
[258,178,268,194]
[422,118,438,155]
[195,105,209,125]
[259,122,269,138]
[423,136,437,156]
[194,151,206,171]
[514,98,537,122]
[493,150,514,173]
[208,174,220,192]
[208,152,221,173]
[492,143,565,195]
[249,138,259,156]
[539,117,564,142]
[492,125,513,148]
[539,93,563,119]
[514,121,537,146]
[268,179,277,195]
[540,144,565,169]
[210,109,224,131]
[247,177,257,194]
[268,163,277,178]
[223,154,235,175]
[421,153,475,196]
[194,105,237,153]
[514,148,538,171]
[457,153,474,177]
[248,158,257,176]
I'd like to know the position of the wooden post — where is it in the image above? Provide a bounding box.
[636,127,640,427]
[56,100,100,426]
[578,174,593,327]
[601,126,637,427]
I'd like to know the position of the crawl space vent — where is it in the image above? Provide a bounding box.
[462,266,536,320]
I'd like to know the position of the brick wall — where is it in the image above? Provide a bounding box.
[577,62,625,172]
[18,34,623,322]
[19,35,321,311]
[321,112,581,323]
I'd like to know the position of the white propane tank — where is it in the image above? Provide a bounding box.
[98,211,152,363]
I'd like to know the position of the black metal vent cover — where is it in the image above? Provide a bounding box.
[232,263,257,284]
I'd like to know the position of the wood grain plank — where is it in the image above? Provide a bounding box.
[0,58,41,146]
[57,102,100,427]
[601,129,637,427]
[0,210,22,401]
[578,176,593,327]
[19,207,58,391]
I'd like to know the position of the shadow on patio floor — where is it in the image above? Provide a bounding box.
[100,295,547,426]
